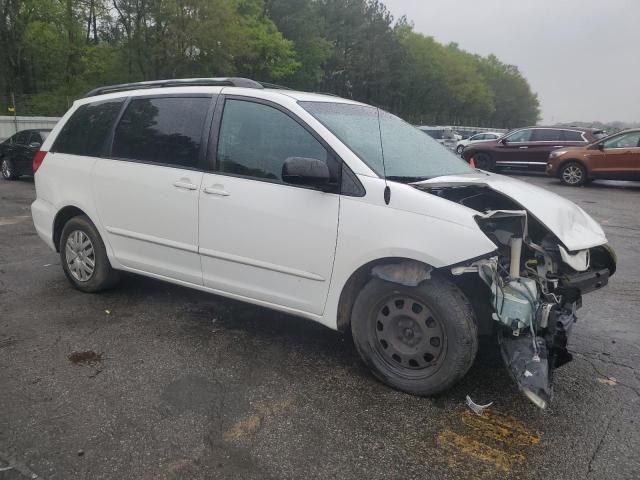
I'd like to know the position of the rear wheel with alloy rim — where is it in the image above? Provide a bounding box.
[456,145,465,154]
[60,215,120,292]
[1,158,18,180]
[351,275,478,396]
[560,161,587,186]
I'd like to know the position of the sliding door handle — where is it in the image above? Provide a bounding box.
[203,185,230,196]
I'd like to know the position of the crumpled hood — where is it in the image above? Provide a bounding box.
[415,172,607,251]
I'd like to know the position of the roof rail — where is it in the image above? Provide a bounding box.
[84,77,268,98]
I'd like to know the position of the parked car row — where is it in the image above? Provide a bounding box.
[416,126,462,150]
[459,125,640,186]
[3,119,638,189]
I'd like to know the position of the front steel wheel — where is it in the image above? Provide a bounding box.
[351,275,478,396]
[373,295,446,374]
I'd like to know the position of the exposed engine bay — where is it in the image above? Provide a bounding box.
[416,183,616,409]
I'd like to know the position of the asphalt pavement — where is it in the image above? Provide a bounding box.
[1,173,639,479]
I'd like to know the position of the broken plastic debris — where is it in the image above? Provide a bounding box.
[105,310,111,315]
[466,395,493,416]
[596,377,617,386]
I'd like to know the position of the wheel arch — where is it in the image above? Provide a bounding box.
[336,257,435,332]
[53,205,92,252]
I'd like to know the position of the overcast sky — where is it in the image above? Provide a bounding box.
[382,0,639,124]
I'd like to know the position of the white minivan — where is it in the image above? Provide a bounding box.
[32,78,616,408]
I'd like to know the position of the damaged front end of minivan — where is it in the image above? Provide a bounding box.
[415,178,616,409]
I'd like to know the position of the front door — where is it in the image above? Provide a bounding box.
[602,131,640,180]
[198,97,340,315]
[590,131,640,179]
[92,95,213,285]
[495,128,537,165]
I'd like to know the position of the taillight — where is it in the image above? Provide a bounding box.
[33,151,47,174]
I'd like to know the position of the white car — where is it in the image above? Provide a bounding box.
[455,131,503,154]
[417,126,462,151]
[31,78,616,408]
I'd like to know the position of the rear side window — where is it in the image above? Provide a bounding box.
[531,129,561,141]
[52,99,124,156]
[216,99,330,182]
[560,130,585,142]
[112,97,210,168]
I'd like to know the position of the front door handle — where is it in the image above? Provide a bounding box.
[519,146,528,149]
[553,145,564,148]
[173,179,198,190]
[203,185,230,196]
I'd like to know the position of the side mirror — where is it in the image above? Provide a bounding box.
[597,143,605,150]
[282,157,332,189]
[499,138,507,145]
[29,142,41,148]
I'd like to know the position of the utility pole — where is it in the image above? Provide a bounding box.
[10,92,18,134]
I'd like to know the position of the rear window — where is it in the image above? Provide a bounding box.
[52,99,124,156]
[112,96,210,168]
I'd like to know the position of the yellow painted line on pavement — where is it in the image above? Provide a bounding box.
[438,428,524,474]
[0,215,30,226]
[461,409,540,447]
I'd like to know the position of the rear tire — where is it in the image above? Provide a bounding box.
[60,215,120,292]
[456,145,465,155]
[1,158,18,180]
[351,275,478,396]
[559,161,587,187]
[473,152,493,171]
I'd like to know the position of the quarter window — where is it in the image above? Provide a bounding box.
[506,129,532,142]
[112,97,210,168]
[216,99,332,182]
[560,130,585,142]
[28,132,43,145]
[52,99,124,156]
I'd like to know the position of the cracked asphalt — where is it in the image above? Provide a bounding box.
[1,173,639,479]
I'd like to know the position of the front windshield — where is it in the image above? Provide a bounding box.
[300,102,472,182]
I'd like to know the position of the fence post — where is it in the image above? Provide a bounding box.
[10,92,18,134]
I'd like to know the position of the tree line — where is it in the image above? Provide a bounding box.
[0,0,540,127]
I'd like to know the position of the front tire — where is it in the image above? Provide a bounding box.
[559,161,587,187]
[1,158,18,180]
[351,275,478,396]
[456,145,465,155]
[60,215,120,292]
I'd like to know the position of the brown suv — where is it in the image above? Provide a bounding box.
[461,126,605,171]
[546,129,640,186]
